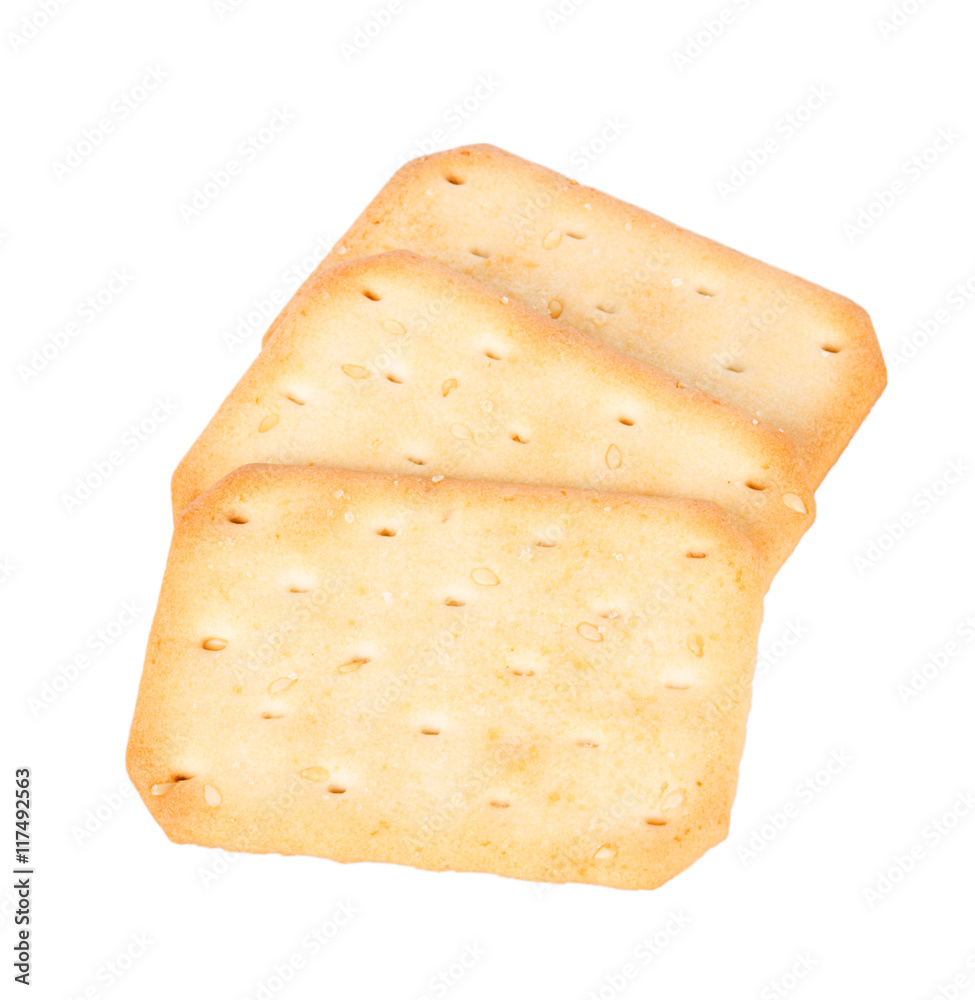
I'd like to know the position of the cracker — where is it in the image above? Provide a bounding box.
[174,251,813,578]
[128,465,765,890]
[289,144,886,486]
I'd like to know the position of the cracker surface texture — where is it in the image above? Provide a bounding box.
[129,465,765,890]
[292,144,886,486]
[175,251,813,578]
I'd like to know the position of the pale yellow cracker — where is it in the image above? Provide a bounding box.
[175,251,813,579]
[287,144,886,486]
[128,465,764,890]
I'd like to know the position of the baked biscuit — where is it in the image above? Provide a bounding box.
[129,465,765,890]
[290,144,886,486]
[176,251,814,579]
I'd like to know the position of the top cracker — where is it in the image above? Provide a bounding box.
[281,144,885,487]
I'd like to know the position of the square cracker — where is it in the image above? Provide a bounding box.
[291,144,886,487]
[175,251,813,580]
[128,465,765,890]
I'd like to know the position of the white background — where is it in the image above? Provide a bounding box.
[3,0,974,997]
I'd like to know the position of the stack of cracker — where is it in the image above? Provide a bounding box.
[127,145,885,890]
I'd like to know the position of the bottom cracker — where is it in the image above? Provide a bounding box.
[127,465,764,890]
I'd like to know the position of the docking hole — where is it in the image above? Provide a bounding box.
[151,776,191,795]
